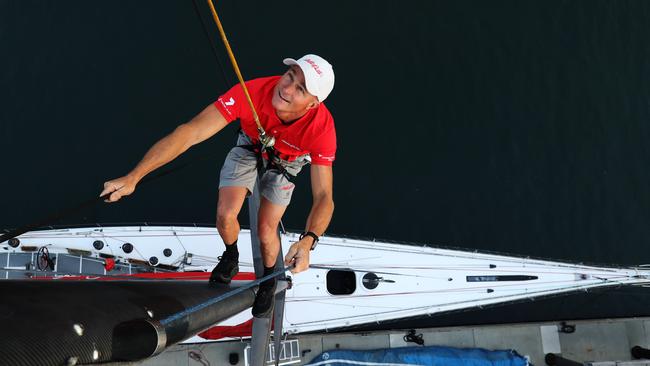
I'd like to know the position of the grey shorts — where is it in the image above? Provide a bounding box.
[219,132,309,206]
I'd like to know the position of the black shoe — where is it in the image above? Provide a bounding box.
[252,280,276,318]
[209,251,239,284]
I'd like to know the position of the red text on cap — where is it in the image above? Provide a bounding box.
[305,59,322,75]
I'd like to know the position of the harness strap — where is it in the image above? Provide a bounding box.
[237,144,296,183]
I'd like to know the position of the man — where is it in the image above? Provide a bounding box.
[100,54,336,318]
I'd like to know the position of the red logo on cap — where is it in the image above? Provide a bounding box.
[305,58,322,75]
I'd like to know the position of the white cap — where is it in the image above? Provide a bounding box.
[283,54,335,102]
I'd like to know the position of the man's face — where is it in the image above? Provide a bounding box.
[272,65,319,116]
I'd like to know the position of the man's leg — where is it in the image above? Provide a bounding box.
[216,186,249,243]
[258,197,288,267]
[211,186,248,284]
[251,197,288,317]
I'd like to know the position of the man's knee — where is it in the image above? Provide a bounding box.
[216,209,238,230]
[257,222,278,244]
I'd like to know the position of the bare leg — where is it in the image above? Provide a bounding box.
[216,186,248,245]
[257,197,289,267]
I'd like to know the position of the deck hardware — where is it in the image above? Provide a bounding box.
[362,273,380,289]
[189,350,210,365]
[362,272,394,289]
[632,345,650,359]
[228,352,239,365]
[8,238,19,248]
[37,246,54,271]
[558,322,575,334]
[122,243,133,254]
[544,353,581,365]
[93,240,104,250]
[403,329,424,345]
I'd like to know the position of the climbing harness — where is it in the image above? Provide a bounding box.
[237,141,297,183]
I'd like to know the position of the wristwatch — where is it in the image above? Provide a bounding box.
[299,231,319,250]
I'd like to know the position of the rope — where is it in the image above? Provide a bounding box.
[205,0,273,148]
[202,1,293,241]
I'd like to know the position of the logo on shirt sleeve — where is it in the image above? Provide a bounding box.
[317,153,335,162]
[217,96,236,116]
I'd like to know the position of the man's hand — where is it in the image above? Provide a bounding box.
[98,104,228,204]
[100,175,138,202]
[284,238,313,274]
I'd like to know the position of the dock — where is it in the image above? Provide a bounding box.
[103,316,650,365]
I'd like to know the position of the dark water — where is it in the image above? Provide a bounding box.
[2,1,650,325]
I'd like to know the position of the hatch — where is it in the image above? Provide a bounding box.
[326,269,356,295]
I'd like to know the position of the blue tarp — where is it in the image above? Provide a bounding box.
[306,346,529,366]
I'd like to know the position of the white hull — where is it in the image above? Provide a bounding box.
[2,225,649,341]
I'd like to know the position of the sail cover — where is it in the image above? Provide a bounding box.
[306,346,528,366]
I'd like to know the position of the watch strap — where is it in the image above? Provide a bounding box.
[300,231,319,250]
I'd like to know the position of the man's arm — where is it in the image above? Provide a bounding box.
[100,104,228,202]
[284,164,334,273]
[304,164,335,235]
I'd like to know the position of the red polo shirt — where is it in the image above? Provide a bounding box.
[214,76,336,166]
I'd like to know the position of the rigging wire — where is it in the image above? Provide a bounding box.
[190,0,233,87]
[0,159,205,245]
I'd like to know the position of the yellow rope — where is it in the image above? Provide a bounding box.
[206,0,270,145]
